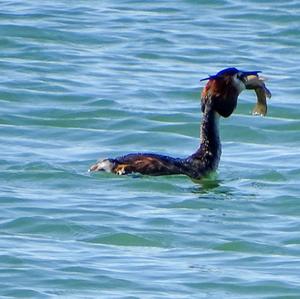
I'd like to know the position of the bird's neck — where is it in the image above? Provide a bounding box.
[186,102,221,175]
[202,107,221,166]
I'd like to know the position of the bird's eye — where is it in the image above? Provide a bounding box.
[237,73,243,80]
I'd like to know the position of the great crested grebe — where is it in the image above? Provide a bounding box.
[89,68,269,180]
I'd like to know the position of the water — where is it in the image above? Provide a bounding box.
[1,0,300,298]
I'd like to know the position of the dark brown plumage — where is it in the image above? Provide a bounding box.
[89,68,265,180]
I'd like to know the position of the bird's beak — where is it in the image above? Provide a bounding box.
[240,71,261,84]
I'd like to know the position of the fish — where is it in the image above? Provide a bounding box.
[244,74,272,116]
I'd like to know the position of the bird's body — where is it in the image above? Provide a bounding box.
[89,101,220,179]
[89,68,269,180]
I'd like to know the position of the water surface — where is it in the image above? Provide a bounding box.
[1,1,300,298]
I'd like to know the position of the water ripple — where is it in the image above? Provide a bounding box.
[1,0,300,298]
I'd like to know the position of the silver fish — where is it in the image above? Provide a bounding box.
[245,75,272,116]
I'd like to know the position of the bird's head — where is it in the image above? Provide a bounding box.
[200,67,261,117]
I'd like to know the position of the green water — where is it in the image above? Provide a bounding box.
[1,1,300,298]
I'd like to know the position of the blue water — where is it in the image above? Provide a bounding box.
[1,1,300,298]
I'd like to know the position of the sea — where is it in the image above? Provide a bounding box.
[1,0,300,298]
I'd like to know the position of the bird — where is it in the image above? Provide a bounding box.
[89,67,266,180]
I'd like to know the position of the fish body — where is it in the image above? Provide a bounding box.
[244,75,272,116]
